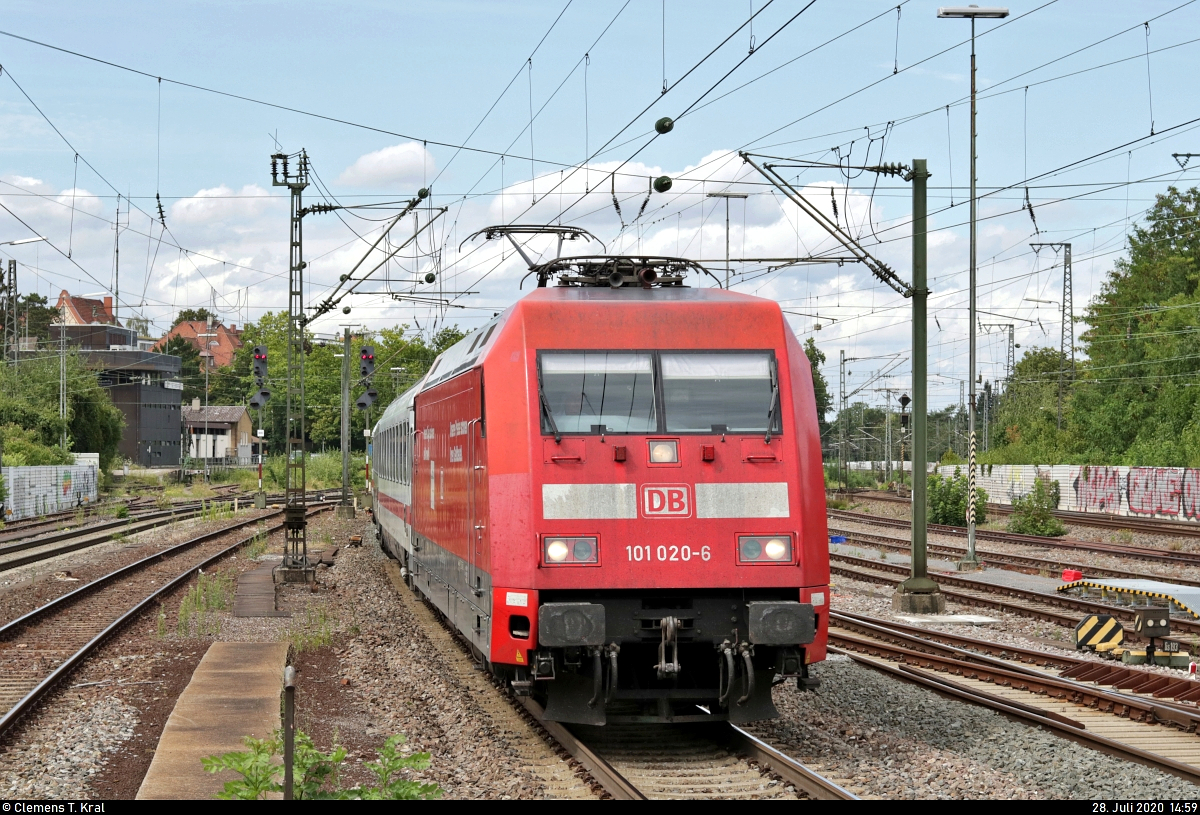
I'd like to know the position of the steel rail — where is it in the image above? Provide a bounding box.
[829,524,1200,588]
[0,505,215,568]
[518,697,646,800]
[830,508,1200,565]
[833,647,1200,786]
[837,490,1200,539]
[724,724,859,800]
[0,505,332,738]
[830,550,1200,636]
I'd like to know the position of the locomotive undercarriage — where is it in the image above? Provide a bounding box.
[522,589,818,726]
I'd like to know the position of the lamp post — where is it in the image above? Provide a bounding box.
[938,4,1009,570]
[706,192,749,288]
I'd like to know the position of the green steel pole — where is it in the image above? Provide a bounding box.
[900,158,938,596]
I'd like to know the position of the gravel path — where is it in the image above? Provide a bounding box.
[752,656,1200,799]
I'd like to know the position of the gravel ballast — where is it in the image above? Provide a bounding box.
[754,656,1200,799]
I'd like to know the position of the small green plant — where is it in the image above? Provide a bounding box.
[156,604,167,639]
[244,529,270,559]
[1116,528,1134,545]
[177,572,235,637]
[927,467,988,526]
[287,603,335,653]
[200,500,234,522]
[1008,479,1067,537]
[113,503,130,519]
[202,730,440,800]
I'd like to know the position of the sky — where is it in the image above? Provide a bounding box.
[1,0,1198,416]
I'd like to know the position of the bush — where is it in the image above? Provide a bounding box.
[1008,478,1067,537]
[203,730,440,800]
[927,467,988,526]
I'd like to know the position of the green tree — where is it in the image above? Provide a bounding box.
[983,346,1070,464]
[172,308,216,327]
[16,293,60,345]
[0,351,124,471]
[1068,185,1200,465]
[164,334,204,405]
[803,337,832,438]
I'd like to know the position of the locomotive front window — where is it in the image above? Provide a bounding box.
[539,352,657,434]
[661,352,778,433]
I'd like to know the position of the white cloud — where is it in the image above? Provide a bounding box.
[336,142,433,188]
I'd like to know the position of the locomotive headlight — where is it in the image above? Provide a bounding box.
[649,440,679,463]
[542,536,600,566]
[738,535,793,564]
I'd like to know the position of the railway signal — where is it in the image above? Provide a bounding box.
[356,388,377,410]
[249,388,272,409]
[252,345,268,383]
[359,346,376,379]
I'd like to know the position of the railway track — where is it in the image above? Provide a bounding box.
[838,490,1200,539]
[829,508,1200,567]
[0,503,228,573]
[380,554,855,800]
[0,505,332,738]
[829,550,1200,638]
[523,704,858,800]
[828,524,1200,588]
[827,610,1200,785]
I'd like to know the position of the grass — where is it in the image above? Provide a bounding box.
[1168,540,1184,551]
[287,603,335,654]
[177,572,236,638]
[244,527,271,559]
[200,500,235,522]
[827,497,848,510]
[1116,529,1134,545]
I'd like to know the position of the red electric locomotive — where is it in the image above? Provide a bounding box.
[371,256,828,725]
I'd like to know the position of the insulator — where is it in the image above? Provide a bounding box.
[655,117,675,135]
[418,188,429,200]
[653,176,673,194]
[424,272,436,284]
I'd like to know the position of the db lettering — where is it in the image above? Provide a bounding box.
[643,485,690,517]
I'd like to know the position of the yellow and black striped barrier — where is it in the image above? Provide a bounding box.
[1073,614,1124,652]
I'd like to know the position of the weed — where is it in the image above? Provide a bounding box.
[200,500,234,523]
[177,572,235,638]
[1008,479,1067,537]
[287,604,335,654]
[156,605,167,639]
[878,548,889,560]
[827,497,848,510]
[1168,540,1184,551]
[244,529,271,559]
[1117,529,1134,545]
[203,730,440,800]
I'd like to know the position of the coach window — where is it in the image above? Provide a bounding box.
[539,352,656,434]
[661,352,780,434]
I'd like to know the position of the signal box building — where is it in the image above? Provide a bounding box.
[51,290,184,468]
[183,403,255,461]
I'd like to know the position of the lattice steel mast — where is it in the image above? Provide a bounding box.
[271,150,311,574]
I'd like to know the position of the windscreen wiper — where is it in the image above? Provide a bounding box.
[764,357,780,444]
[536,364,562,443]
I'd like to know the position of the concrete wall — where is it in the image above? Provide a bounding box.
[3,465,99,521]
[845,461,1200,523]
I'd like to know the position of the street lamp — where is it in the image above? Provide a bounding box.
[0,237,47,247]
[938,4,1009,570]
[706,192,749,288]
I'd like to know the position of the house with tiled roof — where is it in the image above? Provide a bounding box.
[54,290,120,326]
[183,402,254,460]
[154,320,244,367]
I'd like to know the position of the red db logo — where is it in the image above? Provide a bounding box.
[642,484,691,517]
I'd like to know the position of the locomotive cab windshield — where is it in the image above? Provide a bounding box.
[538,350,781,436]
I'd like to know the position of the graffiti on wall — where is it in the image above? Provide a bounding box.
[1074,466,1122,515]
